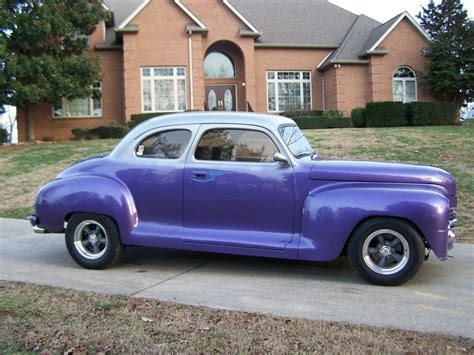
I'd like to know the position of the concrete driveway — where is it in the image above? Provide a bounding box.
[1,218,473,338]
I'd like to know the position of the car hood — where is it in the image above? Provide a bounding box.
[309,159,456,195]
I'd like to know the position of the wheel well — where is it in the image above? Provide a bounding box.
[64,212,121,238]
[340,215,429,256]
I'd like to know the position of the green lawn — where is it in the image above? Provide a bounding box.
[0,125,472,241]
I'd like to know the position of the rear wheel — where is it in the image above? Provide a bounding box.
[65,213,124,269]
[348,218,425,286]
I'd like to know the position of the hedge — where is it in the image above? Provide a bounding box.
[129,110,201,128]
[293,116,352,129]
[0,128,8,145]
[71,125,129,140]
[351,107,367,128]
[406,102,457,126]
[129,112,171,128]
[366,102,408,127]
[280,109,324,118]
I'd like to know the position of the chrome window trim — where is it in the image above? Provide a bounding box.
[186,123,294,167]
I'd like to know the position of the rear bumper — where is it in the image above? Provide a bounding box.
[29,215,49,234]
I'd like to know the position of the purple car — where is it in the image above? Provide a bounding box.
[30,112,457,286]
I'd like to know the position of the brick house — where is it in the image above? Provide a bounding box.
[17,0,435,141]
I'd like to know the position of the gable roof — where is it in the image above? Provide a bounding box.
[229,0,360,47]
[363,12,431,54]
[99,0,431,64]
[103,0,148,29]
[319,14,380,68]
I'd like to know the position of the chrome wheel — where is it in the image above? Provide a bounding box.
[362,229,410,275]
[73,220,109,260]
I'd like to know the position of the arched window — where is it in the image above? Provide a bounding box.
[393,66,417,103]
[204,52,235,78]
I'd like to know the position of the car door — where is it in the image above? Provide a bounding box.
[182,124,295,250]
[117,125,198,241]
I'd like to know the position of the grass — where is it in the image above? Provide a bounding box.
[0,125,472,241]
[0,139,118,220]
[0,281,472,353]
[304,125,474,242]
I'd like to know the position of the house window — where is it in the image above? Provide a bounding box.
[204,52,235,78]
[53,82,102,118]
[393,66,417,103]
[141,67,187,112]
[266,71,312,112]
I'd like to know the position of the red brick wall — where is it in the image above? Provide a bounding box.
[368,18,433,103]
[254,48,332,112]
[333,65,369,115]
[322,67,337,111]
[122,0,190,120]
[17,7,437,141]
[184,0,257,112]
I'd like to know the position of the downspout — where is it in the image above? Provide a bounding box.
[187,30,194,110]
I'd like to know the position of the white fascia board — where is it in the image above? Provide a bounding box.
[222,0,259,33]
[174,0,206,29]
[117,0,150,29]
[368,12,431,52]
[101,2,111,11]
[317,50,334,69]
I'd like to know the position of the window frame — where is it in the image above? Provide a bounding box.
[141,66,187,113]
[266,71,312,113]
[52,82,103,119]
[392,66,417,103]
[134,128,193,160]
[191,125,284,165]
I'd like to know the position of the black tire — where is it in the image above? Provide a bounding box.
[65,213,124,269]
[348,218,425,286]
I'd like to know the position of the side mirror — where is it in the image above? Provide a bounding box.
[273,152,289,167]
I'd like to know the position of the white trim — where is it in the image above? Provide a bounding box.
[117,0,150,29]
[392,66,417,103]
[141,67,188,113]
[222,0,259,33]
[266,71,312,113]
[317,51,334,70]
[368,12,431,53]
[53,83,103,118]
[101,2,111,11]
[174,0,206,28]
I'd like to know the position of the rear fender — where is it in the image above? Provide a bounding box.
[299,183,450,261]
[35,175,138,242]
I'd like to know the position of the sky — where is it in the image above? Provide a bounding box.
[329,0,474,23]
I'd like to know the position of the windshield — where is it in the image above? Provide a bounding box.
[278,125,316,158]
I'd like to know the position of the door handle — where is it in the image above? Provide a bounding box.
[191,171,209,179]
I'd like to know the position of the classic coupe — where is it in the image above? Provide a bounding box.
[30,112,458,286]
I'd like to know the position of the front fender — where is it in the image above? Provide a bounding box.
[35,175,138,242]
[299,182,450,261]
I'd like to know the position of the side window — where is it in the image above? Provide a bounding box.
[195,129,279,163]
[136,130,191,159]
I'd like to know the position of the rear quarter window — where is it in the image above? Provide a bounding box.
[136,130,191,159]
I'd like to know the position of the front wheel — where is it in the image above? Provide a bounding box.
[348,218,425,286]
[65,213,124,269]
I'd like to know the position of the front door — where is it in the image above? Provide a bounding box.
[182,125,295,250]
[206,85,237,111]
